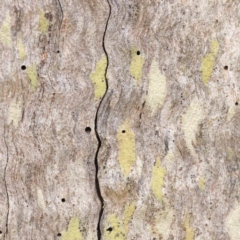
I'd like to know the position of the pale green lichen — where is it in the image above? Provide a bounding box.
[0,13,11,46]
[130,48,144,84]
[151,157,167,202]
[17,38,27,60]
[117,120,136,177]
[39,10,49,33]
[61,217,83,240]
[90,55,107,100]
[105,203,135,240]
[200,39,219,85]
[27,64,38,90]
[184,214,194,240]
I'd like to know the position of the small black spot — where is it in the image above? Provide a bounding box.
[106,227,113,232]
[21,65,26,70]
[61,198,65,202]
[122,130,126,133]
[85,127,91,133]
[57,50,60,53]
[137,51,140,55]
[224,66,228,70]
[0,231,2,234]
[235,102,238,106]
[57,233,61,237]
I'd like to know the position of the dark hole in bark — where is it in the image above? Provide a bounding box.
[224,66,228,70]
[122,130,126,133]
[85,127,91,133]
[21,65,26,70]
[137,51,140,55]
[235,102,238,106]
[57,233,61,237]
[61,198,66,202]
[106,227,113,232]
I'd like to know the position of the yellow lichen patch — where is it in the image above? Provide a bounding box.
[62,217,83,240]
[17,38,26,60]
[39,10,49,33]
[182,98,203,156]
[7,99,22,127]
[37,187,46,211]
[201,53,215,84]
[211,39,219,56]
[104,214,125,240]
[0,13,11,46]
[225,202,240,240]
[27,64,38,90]
[146,59,167,114]
[152,206,174,239]
[130,48,144,84]
[124,202,135,235]
[151,157,167,203]
[184,214,194,240]
[105,203,135,239]
[90,55,107,100]
[117,121,136,177]
[200,39,219,85]
[227,148,234,159]
[198,177,205,190]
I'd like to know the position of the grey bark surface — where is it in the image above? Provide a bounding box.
[0,0,108,239]
[99,1,240,240]
[1,0,240,240]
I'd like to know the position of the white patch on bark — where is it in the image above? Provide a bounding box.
[182,98,203,156]
[146,59,167,115]
[37,187,46,211]
[225,202,240,240]
[7,99,23,127]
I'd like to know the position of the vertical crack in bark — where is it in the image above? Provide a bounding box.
[94,0,111,239]
[3,123,9,239]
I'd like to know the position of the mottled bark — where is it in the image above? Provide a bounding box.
[0,0,108,239]
[99,1,240,240]
[1,0,240,240]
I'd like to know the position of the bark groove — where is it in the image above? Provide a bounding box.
[94,0,111,239]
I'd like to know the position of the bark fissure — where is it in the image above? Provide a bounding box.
[95,0,111,239]
[3,123,9,239]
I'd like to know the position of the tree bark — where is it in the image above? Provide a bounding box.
[99,1,240,240]
[1,0,240,240]
[0,0,108,239]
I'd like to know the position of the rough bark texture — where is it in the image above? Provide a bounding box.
[0,0,108,239]
[1,0,240,240]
